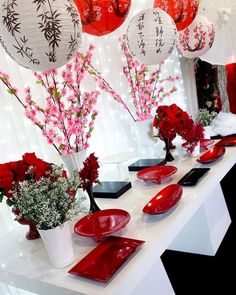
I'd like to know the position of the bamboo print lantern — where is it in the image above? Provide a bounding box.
[73,0,131,36]
[153,0,199,31]
[126,8,177,65]
[0,0,82,71]
[177,15,215,59]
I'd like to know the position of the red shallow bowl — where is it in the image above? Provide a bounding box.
[196,146,225,164]
[136,165,177,184]
[216,137,236,147]
[74,209,130,241]
[143,184,183,214]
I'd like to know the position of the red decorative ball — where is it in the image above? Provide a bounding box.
[74,0,131,36]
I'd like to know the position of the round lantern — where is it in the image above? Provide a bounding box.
[73,0,131,36]
[126,8,177,65]
[0,0,82,71]
[177,15,215,59]
[153,0,199,31]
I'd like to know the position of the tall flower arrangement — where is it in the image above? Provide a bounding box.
[0,45,99,155]
[118,35,179,121]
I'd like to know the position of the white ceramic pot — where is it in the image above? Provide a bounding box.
[204,126,211,139]
[38,222,74,268]
[134,118,157,157]
[60,149,87,176]
[191,141,200,157]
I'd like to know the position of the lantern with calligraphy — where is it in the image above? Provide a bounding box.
[177,15,215,59]
[153,0,199,31]
[73,0,131,36]
[0,0,82,71]
[126,8,177,65]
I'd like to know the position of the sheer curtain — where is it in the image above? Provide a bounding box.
[0,1,193,293]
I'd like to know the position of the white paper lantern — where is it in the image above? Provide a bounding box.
[0,0,82,71]
[126,8,177,65]
[177,15,215,59]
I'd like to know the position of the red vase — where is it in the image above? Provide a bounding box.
[17,219,40,240]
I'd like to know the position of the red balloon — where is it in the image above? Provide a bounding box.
[74,0,131,36]
[153,0,199,31]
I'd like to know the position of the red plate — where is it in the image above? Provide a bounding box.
[215,137,236,147]
[143,184,183,214]
[197,146,225,164]
[136,165,177,184]
[68,236,145,283]
[74,209,130,242]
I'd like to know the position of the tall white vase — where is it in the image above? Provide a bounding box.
[134,118,157,157]
[60,149,87,176]
[203,126,211,139]
[38,222,74,268]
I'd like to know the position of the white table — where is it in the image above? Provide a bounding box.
[0,147,234,295]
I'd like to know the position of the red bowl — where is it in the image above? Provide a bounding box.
[197,146,225,164]
[74,209,130,241]
[136,165,177,184]
[143,184,183,214]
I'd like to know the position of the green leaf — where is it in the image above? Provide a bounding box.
[6,199,15,207]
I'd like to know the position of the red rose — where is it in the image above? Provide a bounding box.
[22,153,51,180]
[79,153,100,190]
[8,160,28,182]
[0,164,14,197]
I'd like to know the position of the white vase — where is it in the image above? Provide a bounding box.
[60,149,87,176]
[191,141,200,157]
[134,118,157,157]
[38,222,75,269]
[203,126,211,139]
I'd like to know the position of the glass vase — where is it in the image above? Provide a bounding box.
[164,139,175,162]
[17,219,40,240]
[85,185,101,213]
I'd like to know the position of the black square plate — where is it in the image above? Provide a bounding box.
[128,159,166,171]
[177,168,210,186]
[93,181,132,199]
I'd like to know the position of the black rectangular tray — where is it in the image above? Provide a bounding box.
[93,181,132,199]
[177,168,211,186]
[128,158,166,171]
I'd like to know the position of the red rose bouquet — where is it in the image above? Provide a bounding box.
[153,104,204,155]
[0,153,84,231]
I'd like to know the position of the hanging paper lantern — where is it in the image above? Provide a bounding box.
[153,0,199,31]
[0,0,82,71]
[177,15,215,59]
[73,0,131,36]
[126,8,177,65]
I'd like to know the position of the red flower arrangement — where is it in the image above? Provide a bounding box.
[0,153,51,206]
[78,153,101,213]
[153,104,204,153]
[79,153,100,190]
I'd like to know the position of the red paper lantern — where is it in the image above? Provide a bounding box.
[74,0,131,36]
[153,0,199,31]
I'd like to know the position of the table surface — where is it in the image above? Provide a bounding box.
[0,145,235,295]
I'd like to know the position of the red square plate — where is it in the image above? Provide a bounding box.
[68,236,145,283]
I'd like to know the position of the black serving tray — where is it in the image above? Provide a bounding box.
[177,168,211,186]
[128,159,166,172]
[93,181,132,199]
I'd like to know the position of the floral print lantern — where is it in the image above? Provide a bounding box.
[73,0,131,36]
[0,0,82,71]
[153,0,199,31]
[177,14,215,59]
[126,8,177,65]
